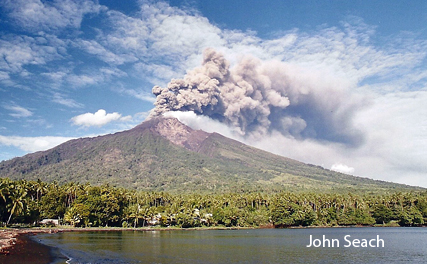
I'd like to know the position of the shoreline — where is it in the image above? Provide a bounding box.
[0,229,56,264]
[0,228,58,255]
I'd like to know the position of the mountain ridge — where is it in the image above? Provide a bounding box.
[0,117,422,193]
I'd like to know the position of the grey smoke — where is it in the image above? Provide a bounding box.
[151,48,365,146]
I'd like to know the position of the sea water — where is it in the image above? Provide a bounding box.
[35,227,427,264]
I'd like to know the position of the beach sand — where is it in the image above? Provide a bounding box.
[0,229,57,264]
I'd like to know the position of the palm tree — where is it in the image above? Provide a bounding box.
[126,204,137,228]
[64,182,79,207]
[0,179,10,203]
[35,179,46,201]
[7,186,28,225]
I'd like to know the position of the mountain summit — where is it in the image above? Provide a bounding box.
[0,117,420,193]
[134,117,209,152]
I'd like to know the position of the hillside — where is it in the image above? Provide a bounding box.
[0,117,422,193]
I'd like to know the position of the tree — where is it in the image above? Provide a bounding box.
[127,204,144,228]
[7,185,27,225]
[372,204,393,224]
[416,199,427,219]
[0,179,10,224]
[271,195,317,227]
[398,207,424,226]
[39,183,66,219]
[64,203,90,227]
[270,197,296,227]
[0,179,10,203]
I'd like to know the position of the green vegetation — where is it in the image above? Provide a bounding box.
[1,178,426,228]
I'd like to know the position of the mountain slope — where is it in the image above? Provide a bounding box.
[0,117,421,193]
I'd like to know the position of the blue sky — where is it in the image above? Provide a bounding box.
[0,0,426,187]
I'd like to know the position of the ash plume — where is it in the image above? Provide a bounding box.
[151,48,364,146]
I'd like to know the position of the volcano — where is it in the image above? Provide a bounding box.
[0,117,420,193]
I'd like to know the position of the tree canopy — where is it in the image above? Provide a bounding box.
[1,178,426,228]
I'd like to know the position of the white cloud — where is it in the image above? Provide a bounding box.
[2,0,104,32]
[331,163,355,174]
[145,7,224,57]
[3,104,33,118]
[98,2,226,84]
[103,2,224,57]
[0,135,74,152]
[0,71,12,85]
[120,88,156,103]
[99,67,127,79]
[349,90,427,185]
[65,67,127,88]
[41,70,68,88]
[75,39,137,65]
[0,35,65,74]
[71,109,127,127]
[67,74,102,87]
[42,71,68,82]
[92,2,427,94]
[133,63,186,86]
[103,10,149,53]
[52,93,84,108]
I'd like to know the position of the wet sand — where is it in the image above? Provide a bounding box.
[0,230,53,264]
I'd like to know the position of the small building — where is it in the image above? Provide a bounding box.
[40,219,60,226]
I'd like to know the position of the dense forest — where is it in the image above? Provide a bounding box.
[1,178,426,228]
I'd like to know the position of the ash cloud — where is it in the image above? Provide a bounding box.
[151,48,365,146]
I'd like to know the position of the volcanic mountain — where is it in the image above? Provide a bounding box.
[0,117,420,193]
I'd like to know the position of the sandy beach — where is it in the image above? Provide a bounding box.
[0,229,57,264]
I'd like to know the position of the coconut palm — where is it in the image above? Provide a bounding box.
[7,186,28,225]
[0,179,10,203]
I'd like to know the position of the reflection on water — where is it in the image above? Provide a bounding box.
[36,227,427,264]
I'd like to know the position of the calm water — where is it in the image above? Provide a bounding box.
[35,227,427,264]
